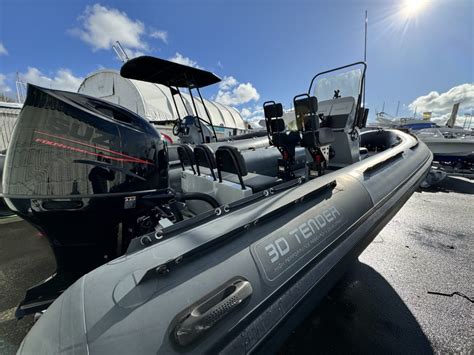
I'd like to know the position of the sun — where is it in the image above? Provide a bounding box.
[401,0,429,18]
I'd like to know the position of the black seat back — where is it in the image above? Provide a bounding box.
[215,146,248,189]
[215,146,247,176]
[264,102,283,122]
[294,94,335,148]
[177,144,196,173]
[294,95,320,132]
[263,101,284,139]
[194,144,217,180]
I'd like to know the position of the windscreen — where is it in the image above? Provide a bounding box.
[313,67,363,103]
[286,64,365,131]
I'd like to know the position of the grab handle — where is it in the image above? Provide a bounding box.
[173,278,252,347]
[363,151,404,175]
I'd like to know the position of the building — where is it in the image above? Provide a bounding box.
[0,102,22,151]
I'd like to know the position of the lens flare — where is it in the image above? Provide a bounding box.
[401,0,428,18]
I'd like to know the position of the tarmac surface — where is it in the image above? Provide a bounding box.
[0,176,472,354]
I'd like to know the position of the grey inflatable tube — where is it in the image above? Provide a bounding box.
[18,129,432,355]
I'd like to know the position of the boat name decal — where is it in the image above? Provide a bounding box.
[251,205,345,282]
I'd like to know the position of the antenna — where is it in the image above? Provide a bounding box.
[363,10,368,108]
[364,10,368,62]
[112,41,130,63]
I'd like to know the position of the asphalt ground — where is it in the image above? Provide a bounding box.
[0,176,472,354]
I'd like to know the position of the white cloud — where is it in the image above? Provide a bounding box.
[0,43,8,56]
[0,73,11,93]
[168,52,201,69]
[409,83,474,125]
[21,67,83,92]
[240,108,252,118]
[239,105,264,122]
[240,105,265,128]
[70,4,149,54]
[215,76,260,106]
[128,50,146,59]
[219,76,238,90]
[70,4,171,58]
[150,29,168,43]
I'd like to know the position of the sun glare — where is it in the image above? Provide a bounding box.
[401,0,428,18]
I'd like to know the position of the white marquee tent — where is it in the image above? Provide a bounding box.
[78,70,246,130]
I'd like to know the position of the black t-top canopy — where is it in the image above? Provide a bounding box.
[120,56,221,89]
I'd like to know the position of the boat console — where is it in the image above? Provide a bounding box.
[316,96,360,167]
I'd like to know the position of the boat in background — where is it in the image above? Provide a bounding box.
[375,103,473,174]
[416,128,473,169]
[375,103,473,134]
[414,104,473,171]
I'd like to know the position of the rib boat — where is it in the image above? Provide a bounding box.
[416,127,474,169]
[5,58,433,354]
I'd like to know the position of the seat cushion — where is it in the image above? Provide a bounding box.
[224,173,280,192]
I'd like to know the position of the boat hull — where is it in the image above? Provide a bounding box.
[421,139,474,167]
[18,130,432,354]
[422,140,473,156]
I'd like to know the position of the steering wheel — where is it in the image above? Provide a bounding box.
[172,120,181,136]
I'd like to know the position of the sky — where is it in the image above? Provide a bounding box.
[0,0,473,125]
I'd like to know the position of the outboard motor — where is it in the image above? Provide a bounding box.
[2,84,169,317]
